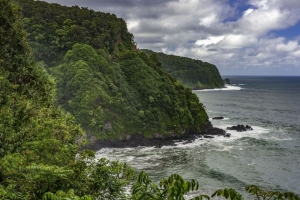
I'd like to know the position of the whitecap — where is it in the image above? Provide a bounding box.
[210,124,270,142]
[161,138,209,149]
[216,145,234,152]
[138,146,156,152]
[248,161,255,166]
[266,135,293,141]
[195,84,243,92]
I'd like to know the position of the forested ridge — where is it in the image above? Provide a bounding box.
[140,49,224,89]
[16,0,224,91]
[16,0,135,67]
[16,0,209,140]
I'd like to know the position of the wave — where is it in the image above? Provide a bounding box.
[95,124,270,157]
[196,85,243,92]
[206,124,271,145]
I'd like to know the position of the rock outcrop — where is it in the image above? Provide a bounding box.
[212,117,224,120]
[224,78,230,84]
[83,122,227,151]
[226,124,253,132]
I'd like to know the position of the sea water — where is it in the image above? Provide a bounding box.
[96,76,300,197]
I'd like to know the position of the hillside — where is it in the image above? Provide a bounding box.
[17,0,135,67]
[1,1,136,198]
[16,0,210,139]
[141,49,224,89]
[16,0,223,90]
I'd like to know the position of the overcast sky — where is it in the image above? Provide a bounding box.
[43,0,300,76]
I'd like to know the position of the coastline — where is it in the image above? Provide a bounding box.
[82,122,226,151]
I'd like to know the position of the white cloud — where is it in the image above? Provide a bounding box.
[127,20,139,31]
[237,8,289,35]
[249,0,270,10]
[290,50,300,56]
[220,35,258,49]
[276,41,299,52]
[199,15,217,26]
[195,36,224,46]
[243,8,254,17]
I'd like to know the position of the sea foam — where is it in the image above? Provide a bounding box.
[196,84,243,92]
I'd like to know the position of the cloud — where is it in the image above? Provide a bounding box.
[43,0,300,75]
[276,41,299,51]
[195,36,225,46]
[219,35,258,49]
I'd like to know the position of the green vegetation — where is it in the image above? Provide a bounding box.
[132,171,210,200]
[52,44,208,139]
[16,0,209,139]
[0,1,135,199]
[16,0,135,68]
[1,0,299,199]
[141,49,224,89]
[132,171,299,200]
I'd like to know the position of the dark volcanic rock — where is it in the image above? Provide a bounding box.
[83,122,226,151]
[226,124,253,132]
[224,78,230,84]
[204,135,214,138]
[212,117,224,120]
[224,133,231,137]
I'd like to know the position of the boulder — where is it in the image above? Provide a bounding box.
[245,125,253,130]
[224,133,231,137]
[204,135,214,138]
[224,78,230,84]
[212,117,224,120]
[226,124,253,132]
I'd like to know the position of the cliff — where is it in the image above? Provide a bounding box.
[17,0,210,139]
[141,49,224,89]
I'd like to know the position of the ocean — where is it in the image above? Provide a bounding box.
[96,76,300,197]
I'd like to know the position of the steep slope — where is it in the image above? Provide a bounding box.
[141,49,224,89]
[1,2,136,199]
[52,45,209,139]
[17,0,210,139]
[0,0,83,159]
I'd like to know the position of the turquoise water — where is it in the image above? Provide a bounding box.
[96,76,300,197]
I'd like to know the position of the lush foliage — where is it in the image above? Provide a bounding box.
[0,0,81,159]
[140,49,224,89]
[132,171,299,200]
[0,1,135,199]
[0,1,208,197]
[16,0,135,67]
[15,0,209,139]
[3,1,299,199]
[132,171,210,200]
[52,44,209,139]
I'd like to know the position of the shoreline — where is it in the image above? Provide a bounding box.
[82,123,226,151]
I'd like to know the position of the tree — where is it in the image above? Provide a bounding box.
[132,171,300,200]
[1,1,135,199]
[16,0,135,67]
[245,185,299,200]
[42,189,93,200]
[0,0,60,158]
[132,171,210,200]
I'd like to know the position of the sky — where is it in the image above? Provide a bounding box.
[43,0,300,76]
